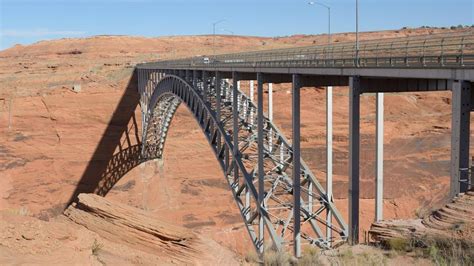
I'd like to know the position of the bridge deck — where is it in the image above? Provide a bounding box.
[138,31,474,85]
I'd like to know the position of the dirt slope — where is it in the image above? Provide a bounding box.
[0,194,239,265]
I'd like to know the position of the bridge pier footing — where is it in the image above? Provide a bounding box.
[450,80,471,198]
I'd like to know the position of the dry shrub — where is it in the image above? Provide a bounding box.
[422,236,474,265]
[387,238,412,252]
[326,248,387,266]
[91,239,103,256]
[383,234,474,265]
[264,249,293,266]
[359,251,386,266]
[298,246,322,266]
[253,244,294,266]
[244,251,259,264]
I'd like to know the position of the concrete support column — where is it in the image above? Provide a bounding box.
[233,72,240,189]
[237,81,241,113]
[185,70,191,83]
[375,93,384,222]
[250,80,255,126]
[450,80,471,198]
[326,86,333,244]
[292,74,301,258]
[202,71,208,103]
[268,83,274,152]
[215,72,222,150]
[192,70,198,88]
[148,70,153,97]
[257,73,265,254]
[138,70,147,144]
[223,79,228,100]
[144,70,148,96]
[348,76,361,245]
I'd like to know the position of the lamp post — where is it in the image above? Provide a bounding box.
[221,29,234,35]
[356,0,359,66]
[308,1,333,246]
[212,19,226,56]
[308,1,331,46]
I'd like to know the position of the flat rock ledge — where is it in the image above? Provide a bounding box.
[64,193,200,262]
[370,190,474,243]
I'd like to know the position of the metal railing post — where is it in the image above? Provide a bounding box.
[440,37,445,67]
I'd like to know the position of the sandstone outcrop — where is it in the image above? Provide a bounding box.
[370,190,474,243]
[64,193,199,262]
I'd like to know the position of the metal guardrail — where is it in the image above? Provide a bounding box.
[143,30,474,69]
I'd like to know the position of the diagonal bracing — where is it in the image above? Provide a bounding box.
[139,71,348,253]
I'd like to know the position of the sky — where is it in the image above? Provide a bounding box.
[0,0,472,50]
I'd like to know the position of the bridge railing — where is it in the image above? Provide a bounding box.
[145,30,473,69]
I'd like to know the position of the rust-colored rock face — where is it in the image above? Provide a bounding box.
[370,190,474,242]
[0,28,473,262]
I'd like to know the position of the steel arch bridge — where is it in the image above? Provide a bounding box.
[137,73,348,252]
[131,31,474,256]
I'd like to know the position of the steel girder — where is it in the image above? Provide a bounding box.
[137,69,348,253]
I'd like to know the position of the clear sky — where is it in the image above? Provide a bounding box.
[0,0,472,50]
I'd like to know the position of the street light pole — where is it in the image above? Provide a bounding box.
[308,1,331,46]
[308,2,333,246]
[212,19,226,56]
[355,0,359,66]
[328,6,331,45]
[221,29,234,35]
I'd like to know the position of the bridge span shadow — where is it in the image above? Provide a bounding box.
[67,70,144,206]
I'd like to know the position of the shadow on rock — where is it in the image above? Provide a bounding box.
[67,70,144,206]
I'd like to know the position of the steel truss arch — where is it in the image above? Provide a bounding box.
[139,72,348,253]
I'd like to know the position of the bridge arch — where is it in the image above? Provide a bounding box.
[136,72,348,252]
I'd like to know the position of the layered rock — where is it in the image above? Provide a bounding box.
[64,193,199,261]
[370,190,474,243]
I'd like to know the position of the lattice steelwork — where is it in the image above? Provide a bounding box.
[137,69,348,253]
